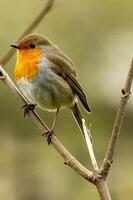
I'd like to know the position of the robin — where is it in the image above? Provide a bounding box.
[11,33,91,144]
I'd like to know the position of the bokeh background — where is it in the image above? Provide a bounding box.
[0,0,133,199]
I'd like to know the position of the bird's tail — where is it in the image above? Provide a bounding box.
[71,103,92,142]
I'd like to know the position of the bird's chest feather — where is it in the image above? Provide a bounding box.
[15,58,39,81]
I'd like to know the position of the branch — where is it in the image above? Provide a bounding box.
[0,1,111,199]
[96,180,111,200]
[0,0,55,66]
[100,58,133,178]
[0,65,93,181]
[0,63,112,199]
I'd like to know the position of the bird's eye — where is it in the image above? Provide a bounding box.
[29,43,36,48]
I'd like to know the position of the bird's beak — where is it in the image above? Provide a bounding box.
[10,43,21,49]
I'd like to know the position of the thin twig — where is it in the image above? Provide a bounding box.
[82,119,99,170]
[82,119,111,199]
[100,58,133,178]
[0,0,55,66]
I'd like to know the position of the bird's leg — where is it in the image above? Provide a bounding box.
[22,103,36,117]
[51,108,59,131]
[42,109,59,145]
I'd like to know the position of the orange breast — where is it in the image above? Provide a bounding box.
[15,48,42,80]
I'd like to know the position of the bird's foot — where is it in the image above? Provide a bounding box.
[42,129,54,145]
[22,103,36,117]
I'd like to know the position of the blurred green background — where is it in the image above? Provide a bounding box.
[0,0,133,199]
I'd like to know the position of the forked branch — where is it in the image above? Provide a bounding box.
[0,1,133,199]
[0,61,111,199]
[1,57,133,200]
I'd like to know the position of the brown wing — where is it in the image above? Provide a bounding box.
[46,54,91,113]
[65,72,91,112]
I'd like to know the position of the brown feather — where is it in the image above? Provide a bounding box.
[46,53,91,113]
[71,103,92,142]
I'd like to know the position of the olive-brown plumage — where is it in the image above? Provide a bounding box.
[11,33,91,141]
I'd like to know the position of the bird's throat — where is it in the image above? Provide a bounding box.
[15,49,42,80]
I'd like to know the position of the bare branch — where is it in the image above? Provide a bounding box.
[1,1,130,199]
[0,62,113,200]
[100,58,133,178]
[0,0,55,66]
[0,65,93,181]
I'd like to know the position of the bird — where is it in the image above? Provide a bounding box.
[11,33,91,144]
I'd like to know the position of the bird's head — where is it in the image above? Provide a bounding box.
[10,33,54,60]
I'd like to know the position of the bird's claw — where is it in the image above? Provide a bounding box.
[22,103,36,117]
[42,130,54,145]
